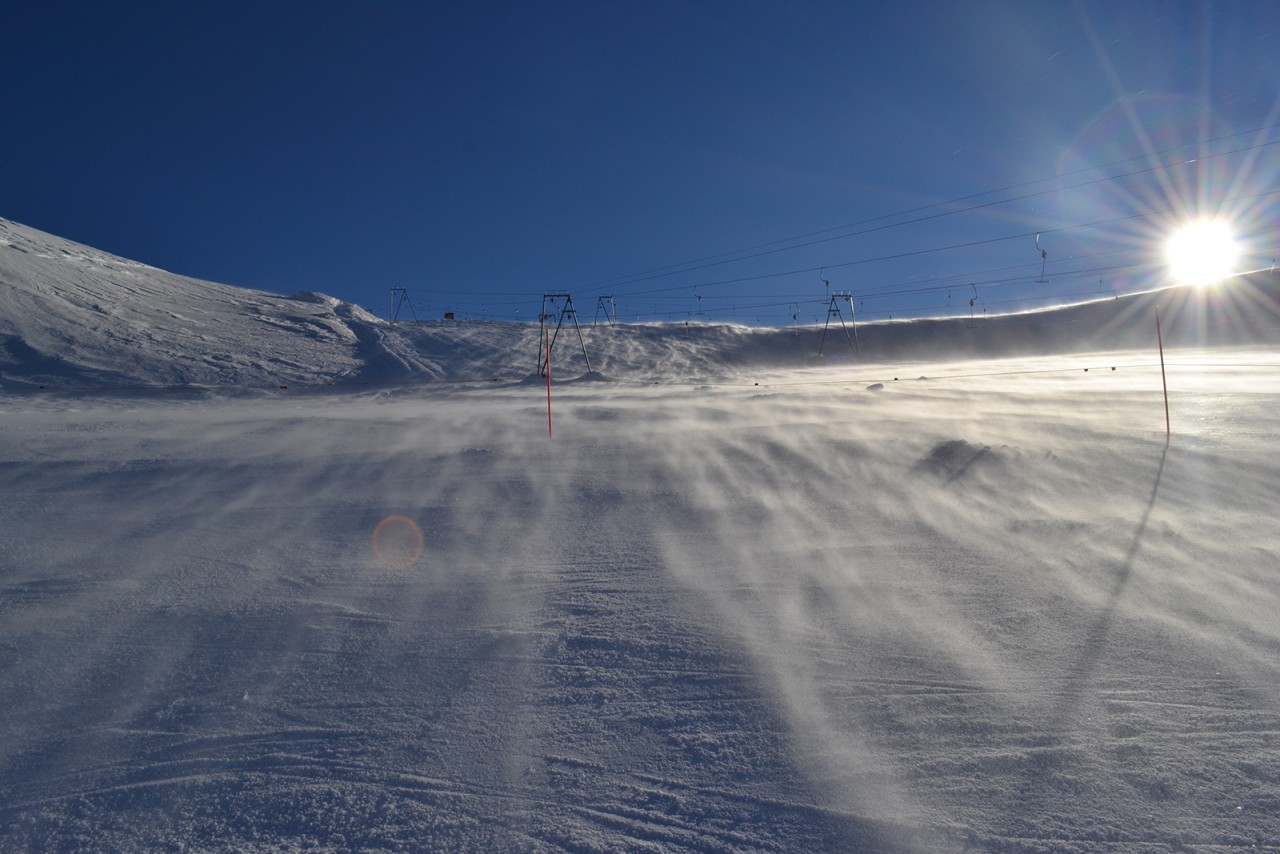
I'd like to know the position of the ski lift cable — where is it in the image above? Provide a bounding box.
[446,135,1280,309]
[582,123,1280,291]
[600,185,1280,300]
[443,246,1213,322]
[460,224,1276,321]
[584,136,1280,293]
[549,255,1172,320]
[858,245,1138,295]
[613,257,1168,322]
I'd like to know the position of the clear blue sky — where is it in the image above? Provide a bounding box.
[4,1,1278,324]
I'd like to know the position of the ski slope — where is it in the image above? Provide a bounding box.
[2,218,1279,851]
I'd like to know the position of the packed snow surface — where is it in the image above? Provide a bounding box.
[2,218,1279,851]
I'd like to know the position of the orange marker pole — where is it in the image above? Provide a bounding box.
[545,327,553,439]
[1156,307,1170,441]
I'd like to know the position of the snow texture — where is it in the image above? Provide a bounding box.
[2,217,1280,852]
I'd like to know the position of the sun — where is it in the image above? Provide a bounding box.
[1164,219,1240,286]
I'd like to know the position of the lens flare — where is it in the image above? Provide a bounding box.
[1165,220,1239,286]
[372,515,425,570]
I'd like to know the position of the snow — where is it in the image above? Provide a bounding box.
[2,217,1279,851]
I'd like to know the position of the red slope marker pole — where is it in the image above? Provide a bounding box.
[1156,307,1170,442]
[545,327,553,440]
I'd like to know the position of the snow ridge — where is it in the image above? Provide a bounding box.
[2,215,1278,391]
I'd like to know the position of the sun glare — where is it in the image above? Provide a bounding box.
[1165,220,1240,286]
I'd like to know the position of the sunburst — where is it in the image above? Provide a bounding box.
[1164,219,1240,286]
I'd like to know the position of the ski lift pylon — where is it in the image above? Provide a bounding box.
[537,293,592,376]
[389,287,420,323]
[593,295,617,327]
[817,291,860,357]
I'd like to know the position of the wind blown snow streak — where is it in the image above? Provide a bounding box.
[2,353,1278,851]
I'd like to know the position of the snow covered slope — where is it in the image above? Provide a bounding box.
[1,216,1279,851]
[3,217,1277,389]
[0,218,385,387]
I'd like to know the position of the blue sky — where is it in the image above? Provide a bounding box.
[5,1,1279,324]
